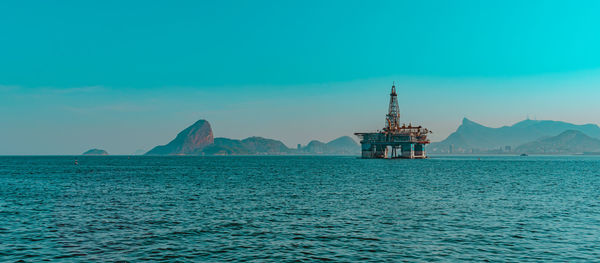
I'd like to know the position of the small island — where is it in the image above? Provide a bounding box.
[82,149,109,155]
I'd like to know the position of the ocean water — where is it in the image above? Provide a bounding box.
[1,155,600,262]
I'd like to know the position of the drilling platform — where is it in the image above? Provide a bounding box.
[354,83,432,159]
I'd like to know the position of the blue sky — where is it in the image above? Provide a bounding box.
[2,1,600,154]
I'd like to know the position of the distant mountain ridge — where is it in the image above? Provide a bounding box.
[430,118,600,153]
[300,136,359,155]
[145,120,359,155]
[82,148,108,155]
[515,130,600,154]
[202,137,292,155]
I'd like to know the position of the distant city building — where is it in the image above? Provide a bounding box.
[505,146,512,152]
[297,144,301,150]
[449,144,454,154]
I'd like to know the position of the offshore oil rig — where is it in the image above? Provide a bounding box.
[355,83,432,159]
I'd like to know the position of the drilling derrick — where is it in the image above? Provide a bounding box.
[385,83,401,132]
[354,83,432,159]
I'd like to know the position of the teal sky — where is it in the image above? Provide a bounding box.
[2,1,600,154]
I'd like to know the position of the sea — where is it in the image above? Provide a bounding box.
[1,155,600,262]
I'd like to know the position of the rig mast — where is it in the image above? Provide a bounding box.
[385,82,400,132]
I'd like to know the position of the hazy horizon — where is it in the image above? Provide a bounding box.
[2,1,600,155]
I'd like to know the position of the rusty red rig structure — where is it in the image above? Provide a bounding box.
[355,83,432,159]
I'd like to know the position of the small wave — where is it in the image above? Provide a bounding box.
[53,253,87,259]
[349,236,381,241]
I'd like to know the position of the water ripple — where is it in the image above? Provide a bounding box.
[1,156,600,261]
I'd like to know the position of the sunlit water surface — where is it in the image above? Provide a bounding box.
[1,156,600,262]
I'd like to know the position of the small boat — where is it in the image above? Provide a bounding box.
[520,153,528,156]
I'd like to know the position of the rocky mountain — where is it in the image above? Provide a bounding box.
[302,140,327,153]
[300,136,360,155]
[430,118,600,153]
[327,136,360,154]
[201,138,249,155]
[82,148,108,155]
[202,137,292,155]
[145,119,360,156]
[515,130,600,154]
[239,137,292,154]
[145,120,214,155]
[203,136,359,155]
